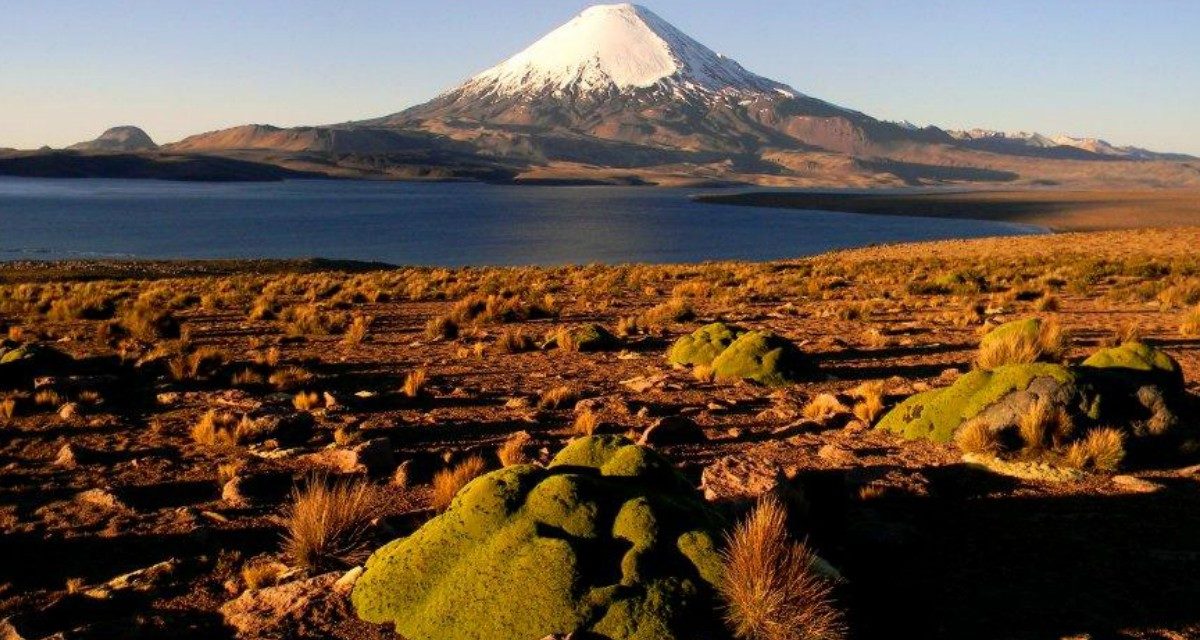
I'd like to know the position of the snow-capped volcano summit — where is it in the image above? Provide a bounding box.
[460,3,794,99]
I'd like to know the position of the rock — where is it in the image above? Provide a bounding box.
[620,374,669,393]
[53,443,97,467]
[334,566,363,594]
[84,559,179,599]
[817,444,857,466]
[878,363,1080,442]
[1111,474,1162,493]
[962,453,1085,483]
[771,419,822,437]
[57,402,80,421]
[504,396,531,409]
[639,416,707,446]
[710,330,813,386]
[700,454,787,503]
[304,438,395,476]
[667,322,743,366]
[220,572,342,639]
[76,488,131,513]
[351,436,730,640]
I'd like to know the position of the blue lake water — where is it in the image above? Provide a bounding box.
[0,177,1043,266]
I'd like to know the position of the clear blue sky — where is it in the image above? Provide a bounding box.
[3,0,1198,154]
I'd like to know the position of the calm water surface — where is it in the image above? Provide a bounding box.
[0,178,1042,265]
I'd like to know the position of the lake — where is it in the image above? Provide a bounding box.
[0,177,1042,266]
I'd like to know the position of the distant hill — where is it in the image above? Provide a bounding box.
[67,126,159,152]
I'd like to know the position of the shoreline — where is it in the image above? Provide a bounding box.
[695,188,1200,233]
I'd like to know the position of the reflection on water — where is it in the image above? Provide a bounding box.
[0,178,1043,266]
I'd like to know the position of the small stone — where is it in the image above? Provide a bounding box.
[817,444,856,465]
[1112,475,1162,493]
[304,438,395,476]
[771,419,821,438]
[333,566,363,594]
[156,392,180,406]
[639,416,706,446]
[76,488,131,513]
[56,402,80,421]
[505,397,531,409]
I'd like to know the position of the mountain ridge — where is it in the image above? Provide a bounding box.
[6,3,1198,186]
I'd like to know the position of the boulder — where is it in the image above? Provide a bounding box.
[667,322,743,366]
[710,331,812,386]
[638,416,706,446]
[221,572,343,640]
[303,438,395,476]
[877,363,1082,443]
[1081,342,1190,437]
[351,436,726,640]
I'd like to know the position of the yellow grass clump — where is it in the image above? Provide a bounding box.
[1065,427,1125,472]
[282,476,382,569]
[497,431,533,467]
[976,319,1067,369]
[403,368,429,398]
[430,456,487,513]
[719,496,845,640]
[538,385,578,410]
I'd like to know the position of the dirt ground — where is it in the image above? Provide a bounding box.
[2,228,1200,640]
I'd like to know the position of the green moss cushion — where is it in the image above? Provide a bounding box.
[1081,342,1184,389]
[667,322,743,366]
[979,317,1041,348]
[711,330,811,386]
[877,363,1078,442]
[351,436,724,640]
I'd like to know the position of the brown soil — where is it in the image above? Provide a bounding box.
[2,229,1199,639]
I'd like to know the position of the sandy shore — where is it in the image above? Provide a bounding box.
[697,188,1200,233]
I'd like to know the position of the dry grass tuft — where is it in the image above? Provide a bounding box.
[849,381,885,425]
[282,476,382,569]
[954,418,999,454]
[292,391,322,412]
[1016,397,1075,450]
[190,410,240,447]
[497,431,533,467]
[241,560,288,590]
[572,409,602,437]
[0,397,17,421]
[719,496,846,640]
[495,329,534,354]
[1181,305,1200,337]
[693,364,716,383]
[424,315,459,341]
[269,365,314,391]
[538,385,578,410]
[403,368,429,398]
[1065,427,1126,472]
[430,456,487,512]
[343,314,373,345]
[801,394,848,423]
[976,318,1067,369]
[35,389,61,409]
